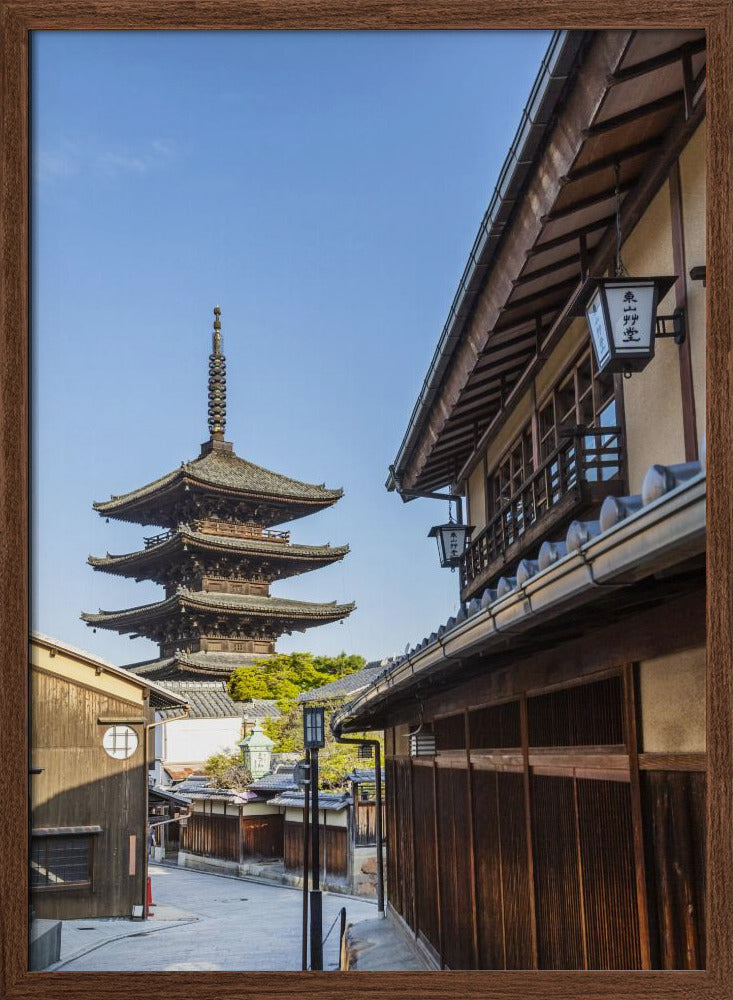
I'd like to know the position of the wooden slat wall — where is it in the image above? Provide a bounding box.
[497,771,533,969]
[642,770,706,969]
[354,799,386,846]
[436,766,474,969]
[472,769,505,968]
[384,665,705,971]
[283,821,348,880]
[532,774,585,969]
[412,763,440,953]
[241,814,283,860]
[577,777,641,969]
[181,814,239,862]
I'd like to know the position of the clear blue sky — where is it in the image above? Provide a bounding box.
[32,29,551,666]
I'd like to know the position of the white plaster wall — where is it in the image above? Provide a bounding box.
[161,715,244,768]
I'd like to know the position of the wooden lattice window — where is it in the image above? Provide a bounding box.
[527,675,625,748]
[434,713,466,751]
[30,834,94,891]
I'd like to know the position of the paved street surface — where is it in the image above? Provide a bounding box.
[57,863,377,971]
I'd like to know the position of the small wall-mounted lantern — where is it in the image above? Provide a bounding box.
[303,705,325,749]
[575,274,682,376]
[428,521,474,569]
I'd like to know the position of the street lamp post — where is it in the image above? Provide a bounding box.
[303,706,325,971]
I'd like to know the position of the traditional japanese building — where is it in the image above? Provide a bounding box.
[83,307,354,681]
[335,29,707,972]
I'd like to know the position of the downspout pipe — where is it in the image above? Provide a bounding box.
[332,732,384,915]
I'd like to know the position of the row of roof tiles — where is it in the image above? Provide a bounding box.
[366,449,706,687]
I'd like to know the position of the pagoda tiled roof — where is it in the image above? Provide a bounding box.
[88,527,349,573]
[126,650,275,680]
[93,446,343,519]
[82,588,355,631]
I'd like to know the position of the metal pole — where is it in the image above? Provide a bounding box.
[301,749,310,971]
[373,740,384,914]
[310,747,323,971]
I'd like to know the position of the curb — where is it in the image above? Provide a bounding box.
[48,915,198,971]
[159,859,378,906]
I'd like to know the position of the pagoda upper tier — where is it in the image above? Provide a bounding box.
[93,443,343,529]
[88,523,349,589]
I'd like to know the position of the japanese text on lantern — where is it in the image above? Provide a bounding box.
[622,289,640,342]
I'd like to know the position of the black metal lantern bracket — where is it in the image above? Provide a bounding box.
[655,306,687,345]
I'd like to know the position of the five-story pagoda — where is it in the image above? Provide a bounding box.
[83,307,354,681]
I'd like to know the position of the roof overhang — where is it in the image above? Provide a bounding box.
[334,471,705,733]
[389,29,706,495]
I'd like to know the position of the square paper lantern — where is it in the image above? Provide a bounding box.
[578,275,677,375]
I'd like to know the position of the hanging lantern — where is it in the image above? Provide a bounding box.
[428,521,474,569]
[576,274,679,375]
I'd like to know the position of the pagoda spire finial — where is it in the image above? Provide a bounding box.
[207,305,226,439]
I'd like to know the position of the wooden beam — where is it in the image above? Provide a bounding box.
[623,663,652,969]
[561,136,664,183]
[520,696,539,969]
[527,214,616,258]
[583,90,684,138]
[464,710,480,969]
[608,38,705,86]
[541,179,636,224]
[668,158,699,461]
[504,274,580,310]
[514,251,582,287]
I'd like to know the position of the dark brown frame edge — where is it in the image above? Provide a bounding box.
[0,3,730,998]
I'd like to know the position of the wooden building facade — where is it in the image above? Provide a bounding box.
[30,634,187,919]
[335,29,707,971]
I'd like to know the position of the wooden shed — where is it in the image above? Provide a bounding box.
[30,633,187,919]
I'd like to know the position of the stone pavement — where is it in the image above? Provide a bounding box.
[344,917,433,970]
[53,862,377,972]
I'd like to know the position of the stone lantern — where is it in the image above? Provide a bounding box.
[239,721,274,779]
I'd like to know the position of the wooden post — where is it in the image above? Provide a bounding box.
[668,158,698,461]
[464,710,480,968]
[623,663,652,969]
[432,760,444,967]
[519,696,539,969]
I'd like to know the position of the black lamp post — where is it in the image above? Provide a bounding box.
[303,706,325,971]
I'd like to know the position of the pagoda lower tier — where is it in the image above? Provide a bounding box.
[81,589,355,658]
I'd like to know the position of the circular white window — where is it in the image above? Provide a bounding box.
[102,725,139,760]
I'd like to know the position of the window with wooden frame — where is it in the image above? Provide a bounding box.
[30,831,97,891]
[484,346,622,533]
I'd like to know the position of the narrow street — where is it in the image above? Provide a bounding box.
[57,864,377,972]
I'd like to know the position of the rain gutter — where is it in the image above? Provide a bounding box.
[334,472,705,733]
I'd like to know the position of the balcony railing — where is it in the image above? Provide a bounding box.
[461,427,623,594]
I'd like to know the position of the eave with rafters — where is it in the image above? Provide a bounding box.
[88,525,349,586]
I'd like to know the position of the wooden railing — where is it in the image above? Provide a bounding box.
[143,521,291,548]
[194,519,291,543]
[461,427,623,592]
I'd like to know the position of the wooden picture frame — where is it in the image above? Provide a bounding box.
[1,3,730,998]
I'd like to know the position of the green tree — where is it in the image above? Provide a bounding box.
[228,651,380,789]
[228,652,365,708]
[204,751,252,791]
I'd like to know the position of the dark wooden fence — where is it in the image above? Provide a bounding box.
[241,814,283,859]
[353,799,385,846]
[181,814,239,862]
[283,821,348,880]
[385,668,706,971]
